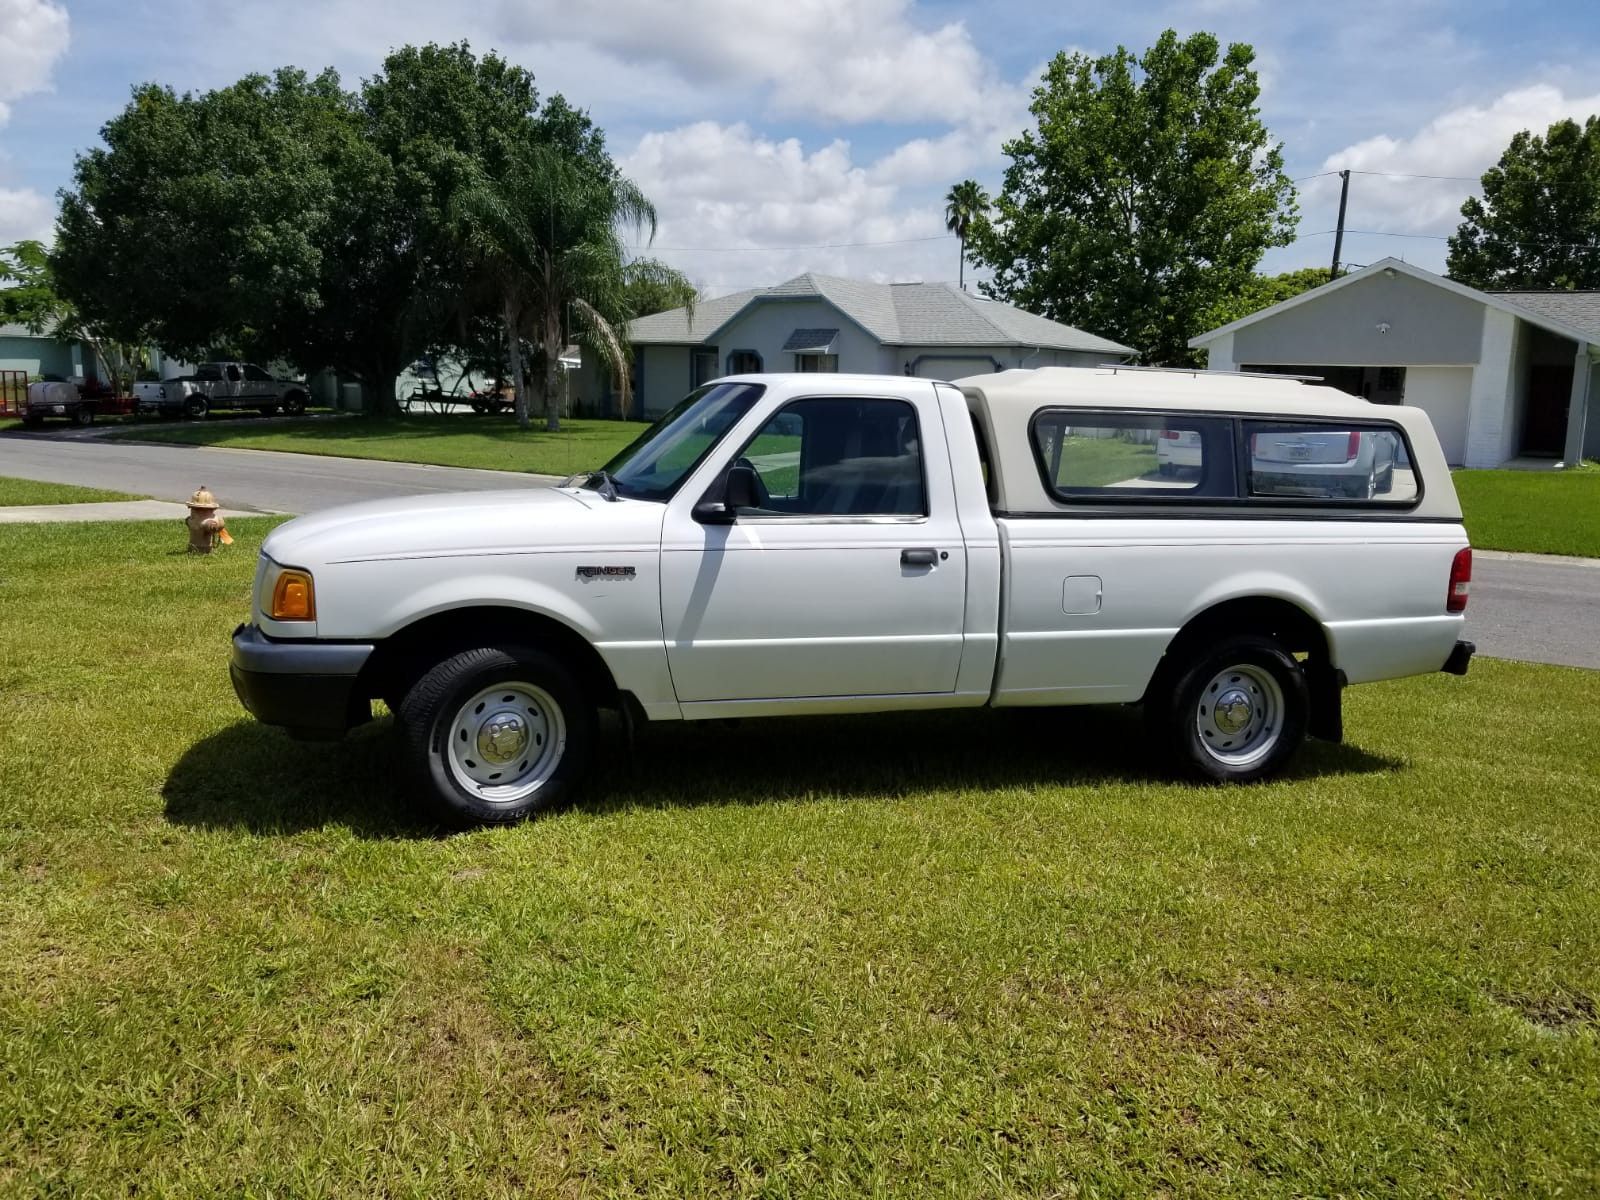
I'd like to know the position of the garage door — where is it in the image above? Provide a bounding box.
[1402,367,1471,466]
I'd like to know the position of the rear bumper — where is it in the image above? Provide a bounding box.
[230,623,374,739]
[1441,639,1475,676]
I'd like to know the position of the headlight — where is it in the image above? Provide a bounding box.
[268,567,316,621]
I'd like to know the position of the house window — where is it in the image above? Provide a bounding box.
[794,353,839,373]
[691,347,719,387]
[727,350,763,374]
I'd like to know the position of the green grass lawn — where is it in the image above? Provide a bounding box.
[0,475,143,506]
[104,413,649,478]
[2,519,1598,1195]
[1455,465,1600,558]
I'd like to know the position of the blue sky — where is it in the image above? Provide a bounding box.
[3,0,1599,296]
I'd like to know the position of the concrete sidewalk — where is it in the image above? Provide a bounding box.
[0,500,260,524]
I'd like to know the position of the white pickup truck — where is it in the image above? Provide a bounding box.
[135,362,310,419]
[231,368,1474,825]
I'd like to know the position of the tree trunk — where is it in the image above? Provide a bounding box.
[505,297,529,432]
[543,308,562,434]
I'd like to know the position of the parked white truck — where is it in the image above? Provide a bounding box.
[135,362,310,419]
[231,367,1474,825]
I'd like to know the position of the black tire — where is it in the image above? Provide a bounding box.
[397,645,593,827]
[22,414,45,429]
[184,394,209,420]
[282,392,307,417]
[1154,634,1308,783]
[71,405,95,427]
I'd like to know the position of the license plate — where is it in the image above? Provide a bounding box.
[1290,445,1310,460]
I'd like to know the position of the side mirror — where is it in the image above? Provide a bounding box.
[724,464,761,509]
[692,500,736,525]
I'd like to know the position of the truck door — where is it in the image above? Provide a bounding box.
[220,363,244,407]
[659,389,969,705]
[242,364,275,402]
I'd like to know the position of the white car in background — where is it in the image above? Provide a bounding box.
[1250,428,1398,500]
[1155,427,1203,474]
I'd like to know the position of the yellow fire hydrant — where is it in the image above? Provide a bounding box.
[184,486,232,554]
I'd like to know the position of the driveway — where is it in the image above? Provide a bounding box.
[0,430,558,513]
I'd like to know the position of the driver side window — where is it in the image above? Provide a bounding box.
[736,398,926,517]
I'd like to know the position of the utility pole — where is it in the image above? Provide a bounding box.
[1329,169,1351,280]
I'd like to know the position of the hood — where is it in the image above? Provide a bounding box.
[262,486,666,566]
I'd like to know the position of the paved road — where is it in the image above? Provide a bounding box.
[0,431,558,513]
[1465,552,1600,670]
[4,431,1594,669]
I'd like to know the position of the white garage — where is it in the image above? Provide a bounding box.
[1190,258,1600,469]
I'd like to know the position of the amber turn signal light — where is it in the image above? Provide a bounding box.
[270,569,316,621]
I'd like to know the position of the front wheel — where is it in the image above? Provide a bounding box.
[397,646,593,826]
[1157,634,1308,783]
[282,392,307,416]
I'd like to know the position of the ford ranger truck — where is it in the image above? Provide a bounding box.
[230,367,1473,826]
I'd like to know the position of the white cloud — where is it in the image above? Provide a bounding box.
[492,0,992,124]
[1312,85,1600,233]
[0,0,69,125]
[622,121,959,295]
[0,187,55,243]
[1265,83,1600,273]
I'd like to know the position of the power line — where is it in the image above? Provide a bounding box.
[1295,227,1600,252]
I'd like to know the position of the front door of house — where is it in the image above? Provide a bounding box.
[1524,364,1572,456]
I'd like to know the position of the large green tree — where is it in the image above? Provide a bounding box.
[969,30,1296,365]
[52,44,581,415]
[1199,267,1331,332]
[1447,116,1600,290]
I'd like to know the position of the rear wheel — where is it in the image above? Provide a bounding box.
[1156,634,1308,783]
[184,394,209,420]
[398,645,593,826]
[71,405,94,427]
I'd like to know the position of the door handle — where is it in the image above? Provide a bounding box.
[900,547,938,567]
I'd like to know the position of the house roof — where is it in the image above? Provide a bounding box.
[1189,257,1600,351]
[1493,291,1600,344]
[629,273,1134,355]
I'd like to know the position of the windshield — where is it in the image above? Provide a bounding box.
[595,382,766,501]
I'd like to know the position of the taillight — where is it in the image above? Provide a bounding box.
[1346,430,1362,459]
[1159,429,1180,439]
[1446,547,1471,613]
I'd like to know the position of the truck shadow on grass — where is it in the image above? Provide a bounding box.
[163,705,1404,838]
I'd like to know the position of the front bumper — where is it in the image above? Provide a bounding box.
[1441,639,1475,676]
[230,624,375,739]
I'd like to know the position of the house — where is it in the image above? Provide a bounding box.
[1190,258,1600,468]
[0,323,91,380]
[587,273,1134,419]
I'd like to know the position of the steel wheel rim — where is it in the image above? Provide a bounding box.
[444,681,566,804]
[1194,663,1283,768]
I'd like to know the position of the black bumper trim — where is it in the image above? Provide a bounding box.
[230,624,375,737]
[1441,639,1475,676]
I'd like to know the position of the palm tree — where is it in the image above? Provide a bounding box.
[943,179,990,291]
[451,144,656,431]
